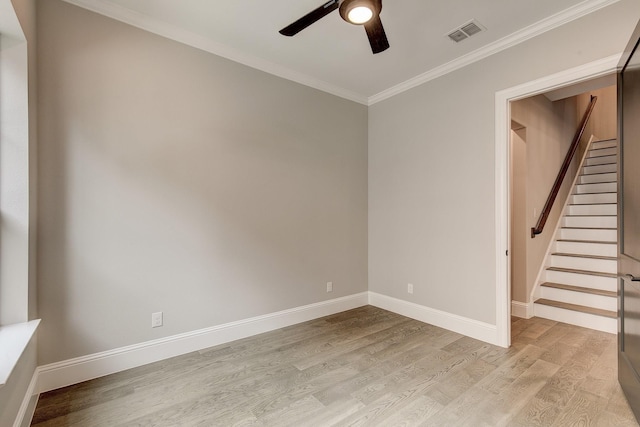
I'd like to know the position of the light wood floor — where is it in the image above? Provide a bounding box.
[31,306,639,426]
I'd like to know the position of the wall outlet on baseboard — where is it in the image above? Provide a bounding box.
[407,283,414,294]
[326,282,333,292]
[151,311,163,328]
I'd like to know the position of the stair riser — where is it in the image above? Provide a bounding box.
[560,228,617,241]
[539,287,617,311]
[591,140,617,150]
[571,193,617,205]
[578,173,617,184]
[554,241,617,257]
[549,255,617,273]
[585,155,616,166]
[562,216,617,229]
[587,147,617,158]
[544,270,617,291]
[574,182,617,194]
[533,304,616,334]
[583,164,617,175]
[567,204,617,216]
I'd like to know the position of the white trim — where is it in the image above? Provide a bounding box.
[13,371,39,427]
[26,292,504,403]
[496,95,511,348]
[368,0,621,104]
[35,293,368,394]
[494,54,620,348]
[0,320,40,387]
[511,301,533,319]
[368,292,500,346]
[59,0,620,106]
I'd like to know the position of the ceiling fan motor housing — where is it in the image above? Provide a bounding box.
[339,0,382,25]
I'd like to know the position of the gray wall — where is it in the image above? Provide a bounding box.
[368,0,637,325]
[37,0,368,365]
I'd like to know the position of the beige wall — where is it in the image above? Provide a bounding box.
[510,95,579,304]
[510,127,527,303]
[368,0,637,324]
[36,0,368,365]
[578,85,617,142]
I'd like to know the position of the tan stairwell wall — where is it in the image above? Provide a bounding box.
[510,95,579,305]
[578,86,618,142]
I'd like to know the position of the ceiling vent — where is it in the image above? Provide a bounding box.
[447,20,485,43]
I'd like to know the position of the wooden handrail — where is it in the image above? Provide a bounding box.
[531,95,598,238]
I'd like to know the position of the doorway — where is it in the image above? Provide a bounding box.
[494,55,620,347]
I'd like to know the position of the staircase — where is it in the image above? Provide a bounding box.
[533,139,618,334]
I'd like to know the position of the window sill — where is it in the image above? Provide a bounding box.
[0,319,40,388]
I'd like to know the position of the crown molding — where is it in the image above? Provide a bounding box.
[367,0,622,105]
[60,0,369,105]
[61,0,620,107]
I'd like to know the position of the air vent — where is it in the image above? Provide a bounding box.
[447,20,485,43]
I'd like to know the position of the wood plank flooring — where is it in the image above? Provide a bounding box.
[31,306,639,426]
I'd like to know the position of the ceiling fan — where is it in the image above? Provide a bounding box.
[279,0,390,54]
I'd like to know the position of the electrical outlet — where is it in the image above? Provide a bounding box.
[326,282,333,292]
[408,283,414,294]
[151,311,163,328]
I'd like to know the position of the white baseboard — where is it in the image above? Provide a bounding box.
[31,291,503,400]
[35,292,368,394]
[368,292,500,346]
[511,301,534,319]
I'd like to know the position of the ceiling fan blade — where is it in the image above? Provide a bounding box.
[279,0,340,37]
[364,15,389,54]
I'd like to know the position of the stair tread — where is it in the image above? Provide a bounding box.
[582,171,617,176]
[573,191,617,195]
[580,171,616,175]
[568,202,618,206]
[547,266,617,278]
[586,154,617,159]
[541,282,617,297]
[551,252,617,261]
[569,203,617,206]
[572,192,617,195]
[561,227,617,230]
[535,298,616,318]
[584,162,617,166]
[556,239,617,244]
[575,183,617,186]
[577,182,617,186]
[564,214,617,217]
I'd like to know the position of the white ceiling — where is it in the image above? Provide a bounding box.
[62,0,620,104]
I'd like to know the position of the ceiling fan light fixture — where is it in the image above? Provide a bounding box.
[339,0,378,25]
[280,0,388,54]
[347,6,373,24]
